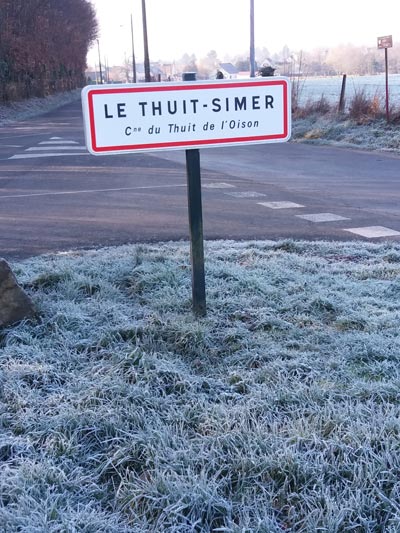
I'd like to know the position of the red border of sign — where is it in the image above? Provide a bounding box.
[84,79,290,153]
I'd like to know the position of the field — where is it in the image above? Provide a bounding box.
[290,74,400,153]
[297,74,400,108]
[2,239,400,531]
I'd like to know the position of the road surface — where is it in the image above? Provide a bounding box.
[0,99,399,260]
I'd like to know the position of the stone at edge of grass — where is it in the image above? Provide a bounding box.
[0,258,37,328]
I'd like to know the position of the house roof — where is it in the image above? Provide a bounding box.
[219,63,238,75]
[136,63,164,75]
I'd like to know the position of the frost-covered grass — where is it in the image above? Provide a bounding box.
[292,115,400,153]
[291,91,400,154]
[2,239,400,531]
[0,90,81,124]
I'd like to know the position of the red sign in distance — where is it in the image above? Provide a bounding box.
[81,78,291,155]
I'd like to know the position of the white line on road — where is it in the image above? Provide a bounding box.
[9,153,89,159]
[25,146,87,151]
[224,191,266,198]
[202,182,236,189]
[0,184,187,199]
[39,140,80,145]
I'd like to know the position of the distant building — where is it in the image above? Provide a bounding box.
[86,62,178,84]
[108,66,129,83]
[85,71,98,84]
[136,63,171,82]
[218,63,239,79]
[85,67,116,84]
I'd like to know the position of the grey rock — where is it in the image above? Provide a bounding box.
[0,259,36,328]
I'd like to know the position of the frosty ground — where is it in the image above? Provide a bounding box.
[1,92,400,531]
[2,240,400,531]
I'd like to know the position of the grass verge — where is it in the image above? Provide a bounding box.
[291,90,400,153]
[1,239,400,531]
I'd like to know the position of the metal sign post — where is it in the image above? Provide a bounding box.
[377,35,393,123]
[185,148,206,316]
[182,72,206,316]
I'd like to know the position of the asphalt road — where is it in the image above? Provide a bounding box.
[1,98,400,261]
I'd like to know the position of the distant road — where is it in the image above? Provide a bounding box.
[0,99,400,260]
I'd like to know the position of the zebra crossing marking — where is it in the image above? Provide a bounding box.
[343,226,400,238]
[258,201,304,209]
[296,213,350,222]
[9,136,87,159]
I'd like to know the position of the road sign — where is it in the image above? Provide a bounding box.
[377,36,393,122]
[81,78,291,155]
[377,35,393,49]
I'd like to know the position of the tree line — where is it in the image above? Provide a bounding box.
[0,0,97,102]
[291,44,400,77]
[172,43,400,80]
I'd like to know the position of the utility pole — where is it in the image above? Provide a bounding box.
[250,0,255,77]
[104,56,109,83]
[97,39,103,84]
[141,0,151,82]
[130,14,137,83]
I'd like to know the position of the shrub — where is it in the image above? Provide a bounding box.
[293,95,332,119]
[347,89,384,122]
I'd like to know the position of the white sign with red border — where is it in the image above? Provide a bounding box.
[81,78,291,155]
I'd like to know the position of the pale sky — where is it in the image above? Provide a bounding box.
[87,0,399,67]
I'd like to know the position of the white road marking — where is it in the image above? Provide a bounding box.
[8,135,87,159]
[258,201,304,209]
[296,213,350,222]
[343,226,400,238]
[224,191,266,198]
[39,140,80,145]
[0,184,186,199]
[14,123,71,129]
[202,182,236,189]
[9,153,88,159]
[25,146,86,151]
